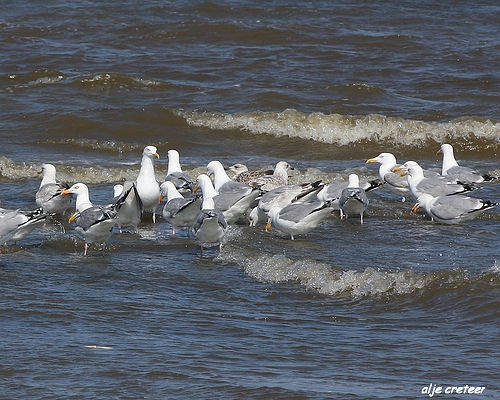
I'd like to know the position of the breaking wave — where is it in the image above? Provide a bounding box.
[176,108,500,150]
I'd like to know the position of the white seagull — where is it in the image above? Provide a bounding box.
[367,153,411,201]
[191,197,227,255]
[249,180,324,226]
[62,183,118,256]
[0,208,48,245]
[164,149,194,195]
[266,200,333,240]
[438,143,496,183]
[394,161,478,199]
[206,161,261,224]
[194,174,259,225]
[412,193,498,224]
[160,181,202,236]
[339,174,369,224]
[317,179,381,212]
[135,145,161,223]
[35,163,72,215]
[112,181,143,233]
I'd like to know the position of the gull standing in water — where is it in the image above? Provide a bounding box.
[206,161,261,224]
[438,143,497,184]
[394,161,478,199]
[194,174,255,225]
[35,163,72,215]
[249,180,324,226]
[160,180,202,236]
[112,181,143,234]
[250,161,293,192]
[339,174,369,224]
[135,145,161,223]
[317,179,381,213]
[62,183,118,256]
[412,193,498,224]
[366,153,411,202]
[229,163,273,184]
[191,196,227,256]
[266,200,333,240]
[164,149,194,195]
[0,208,48,245]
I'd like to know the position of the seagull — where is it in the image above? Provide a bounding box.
[112,181,143,233]
[0,208,48,245]
[194,174,260,225]
[135,145,161,223]
[160,181,202,236]
[412,193,498,224]
[339,174,369,224]
[35,163,72,215]
[317,179,381,211]
[250,161,293,192]
[206,161,261,224]
[438,143,497,183]
[229,163,274,184]
[367,153,411,201]
[164,149,194,195]
[266,200,333,240]
[394,161,478,199]
[249,180,324,226]
[191,196,227,255]
[62,183,118,256]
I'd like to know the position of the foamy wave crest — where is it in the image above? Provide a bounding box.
[220,246,500,299]
[177,109,500,148]
[220,246,430,298]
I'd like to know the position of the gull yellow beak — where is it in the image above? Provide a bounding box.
[265,220,272,232]
[154,152,160,159]
[61,189,71,196]
[411,203,419,214]
[392,166,407,176]
[366,158,377,163]
[68,213,78,223]
[193,184,199,194]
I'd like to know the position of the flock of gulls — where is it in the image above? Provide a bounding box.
[0,143,498,256]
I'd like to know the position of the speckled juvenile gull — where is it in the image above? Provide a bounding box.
[62,183,118,256]
[191,196,227,255]
[135,145,161,223]
[35,163,72,215]
[195,174,259,225]
[250,161,293,192]
[266,199,332,240]
[0,208,48,245]
[164,149,194,195]
[395,161,478,199]
[339,174,369,224]
[438,143,497,183]
[229,163,273,185]
[412,193,498,224]
[160,180,201,236]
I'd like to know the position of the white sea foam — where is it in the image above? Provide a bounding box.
[177,109,500,147]
[221,247,430,298]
